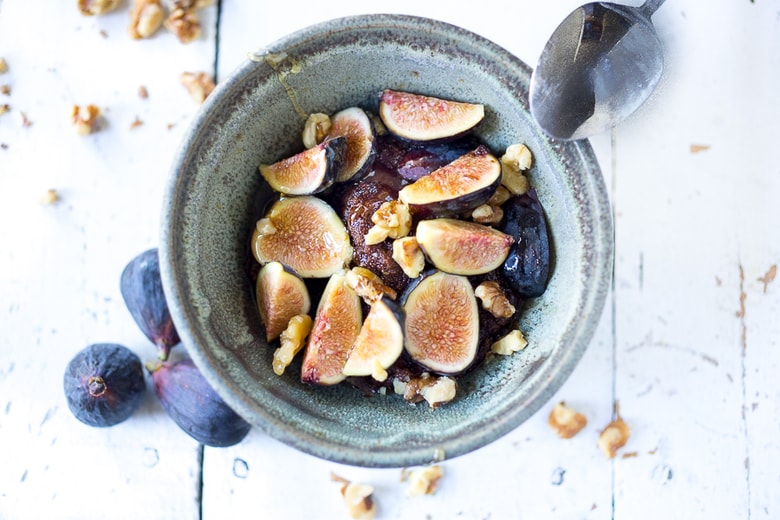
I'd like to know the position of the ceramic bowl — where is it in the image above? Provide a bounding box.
[160,14,612,468]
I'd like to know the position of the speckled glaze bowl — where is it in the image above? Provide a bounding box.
[160,14,612,467]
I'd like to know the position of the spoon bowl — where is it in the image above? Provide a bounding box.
[530,0,666,140]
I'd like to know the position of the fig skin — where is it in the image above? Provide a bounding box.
[327,107,377,183]
[120,248,180,361]
[256,262,311,342]
[501,190,551,297]
[259,137,345,195]
[63,343,146,427]
[150,359,251,447]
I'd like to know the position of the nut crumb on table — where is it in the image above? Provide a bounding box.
[0,104,9,116]
[78,0,121,16]
[403,465,444,496]
[165,2,201,44]
[331,473,376,520]
[129,0,165,39]
[0,85,10,96]
[180,71,215,103]
[0,57,8,74]
[39,189,60,205]
[71,104,101,135]
[598,415,631,459]
[548,401,587,439]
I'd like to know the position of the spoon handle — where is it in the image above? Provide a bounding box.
[640,0,667,18]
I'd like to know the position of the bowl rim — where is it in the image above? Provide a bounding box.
[160,13,613,467]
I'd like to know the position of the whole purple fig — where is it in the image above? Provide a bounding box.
[120,248,180,360]
[63,343,146,427]
[150,359,251,447]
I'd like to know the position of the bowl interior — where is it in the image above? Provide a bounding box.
[161,14,612,467]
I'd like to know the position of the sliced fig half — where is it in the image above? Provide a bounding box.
[259,137,345,195]
[300,271,363,385]
[402,271,479,375]
[398,146,501,216]
[378,89,484,142]
[416,218,513,275]
[252,196,353,278]
[327,107,376,183]
[501,191,551,297]
[256,262,311,342]
[342,296,404,381]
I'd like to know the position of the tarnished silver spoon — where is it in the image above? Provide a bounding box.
[530,0,667,140]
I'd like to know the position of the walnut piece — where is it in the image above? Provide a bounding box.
[471,203,503,225]
[331,474,376,520]
[180,71,215,104]
[0,58,7,74]
[129,0,165,39]
[71,104,101,135]
[165,3,201,44]
[475,281,516,319]
[365,200,412,245]
[489,329,527,355]
[302,113,332,149]
[39,189,60,205]
[598,416,630,458]
[392,236,425,279]
[394,372,457,408]
[345,266,397,304]
[78,0,121,16]
[404,465,444,496]
[0,85,10,96]
[272,314,312,376]
[138,85,149,99]
[500,143,532,195]
[487,185,512,206]
[0,104,8,116]
[548,401,587,439]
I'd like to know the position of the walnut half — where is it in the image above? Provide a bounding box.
[78,0,121,16]
[548,401,587,439]
[129,0,165,39]
[475,281,516,319]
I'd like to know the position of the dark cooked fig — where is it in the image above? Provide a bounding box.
[327,107,376,183]
[256,261,311,342]
[416,218,514,275]
[396,137,481,181]
[252,196,353,278]
[63,343,146,427]
[150,359,251,447]
[378,89,484,141]
[402,271,479,375]
[501,191,551,297]
[259,137,345,195]
[342,296,404,381]
[301,270,363,385]
[120,248,180,360]
[398,146,502,216]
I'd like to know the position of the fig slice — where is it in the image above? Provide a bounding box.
[259,137,345,195]
[327,107,376,183]
[501,191,551,297]
[301,271,363,385]
[252,196,353,278]
[416,218,513,276]
[378,89,484,142]
[402,271,479,375]
[398,146,501,216]
[342,296,404,381]
[255,262,311,342]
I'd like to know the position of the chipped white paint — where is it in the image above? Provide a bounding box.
[1,1,778,519]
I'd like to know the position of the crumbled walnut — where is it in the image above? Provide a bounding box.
[503,143,533,171]
[475,281,516,318]
[396,372,457,408]
[71,104,101,135]
[138,85,149,99]
[487,185,512,206]
[404,465,443,496]
[345,266,397,303]
[180,71,215,104]
[20,111,32,127]
[129,0,165,39]
[78,0,121,15]
[548,401,587,439]
[500,143,532,195]
[365,200,412,245]
[165,3,201,43]
[39,189,60,205]
[489,329,527,355]
[598,415,630,458]
[130,116,144,129]
[0,85,10,96]
[302,113,332,149]
[471,203,503,225]
[0,104,8,116]
[331,474,376,520]
[272,314,312,376]
[0,58,7,74]
[392,236,425,278]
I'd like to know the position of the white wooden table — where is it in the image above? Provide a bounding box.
[1,1,778,518]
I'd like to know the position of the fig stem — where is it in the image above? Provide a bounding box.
[87,376,107,397]
[145,359,163,374]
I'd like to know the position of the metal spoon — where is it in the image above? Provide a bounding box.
[529,0,667,140]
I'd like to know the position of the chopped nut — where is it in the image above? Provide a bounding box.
[365,200,412,245]
[0,85,10,96]
[332,474,376,520]
[180,71,215,104]
[598,416,630,459]
[138,85,149,99]
[39,189,60,205]
[487,185,512,206]
[255,217,277,235]
[548,401,587,439]
[397,372,457,408]
[165,3,201,44]
[130,116,144,129]
[78,0,121,15]
[272,314,312,376]
[471,203,503,225]
[392,236,425,279]
[302,113,332,149]
[71,104,101,135]
[405,465,444,496]
[367,111,387,136]
[489,329,527,355]
[500,143,533,195]
[0,104,9,116]
[20,111,32,127]
[503,143,533,171]
[475,281,516,318]
[345,266,397,304]
[0,58,7,74]
[129,0,165,39]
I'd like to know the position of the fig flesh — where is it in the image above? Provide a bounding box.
[327,107,376,183]
[501,191,551,297]
[398,146,502,216]
[301,271,363,385]
[378,89,485,142]
[416,218,513,275]
[342,296,404,381]
[252,196,353,278]
[402,271,480,375]
[120,248,180,360]
[63,343,146,427]
[256,262,311,342]
[150,359,251,447]
[258,137,345,195]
